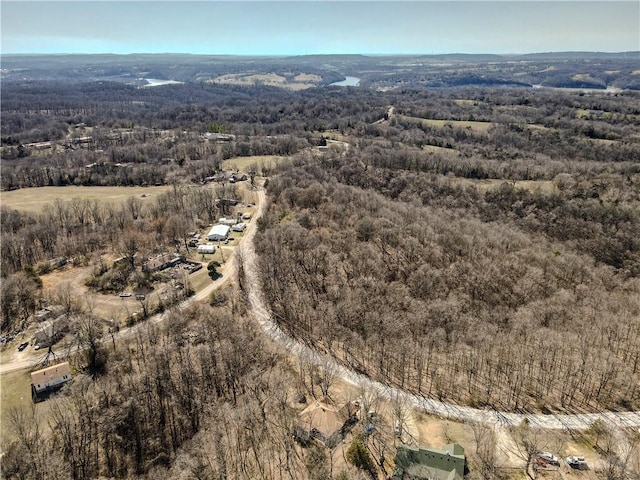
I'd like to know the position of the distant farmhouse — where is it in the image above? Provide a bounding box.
[31,362,72,402]
[393,443,466,480]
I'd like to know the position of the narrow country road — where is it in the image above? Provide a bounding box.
[239,189,640,430]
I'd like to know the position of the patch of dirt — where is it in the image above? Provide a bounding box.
[40,265,132,321]
[40,264,92,293]
[294,73,322,82]
[414,413,448,446]
[494,426,526,468]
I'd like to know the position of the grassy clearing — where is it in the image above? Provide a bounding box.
[451,177,557,194]
[187,267,212,293]
[1,371,29,445]
[571,73,602,84]
[322,131,351,142]
[525,123,551,131]
[399,115,495,133]
[211,73,316,91]
[453,99,478,106]
[1,185,173,213]
[422,144,460,156]
[221,155,288,172]
[294,73,322,82]
[1,370,35,445]
[590,138,619,146]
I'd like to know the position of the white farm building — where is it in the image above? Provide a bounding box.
[197,244,216,254]
[31,361,72,401]
[207,224,230,241]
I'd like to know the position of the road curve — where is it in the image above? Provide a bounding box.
[239,190,640,430]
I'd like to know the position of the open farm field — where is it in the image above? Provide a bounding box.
[1,185,173,213]
[398,115,496,133]
[211,72,317,90]
[294,73,322,82]
[453,99,477,106]
[221,154,289,172]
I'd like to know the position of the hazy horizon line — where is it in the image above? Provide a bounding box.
[3,50,639,56]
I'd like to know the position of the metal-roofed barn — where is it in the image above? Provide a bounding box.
[207,224,230,241]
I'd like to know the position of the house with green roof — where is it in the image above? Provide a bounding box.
[392,443,466,480]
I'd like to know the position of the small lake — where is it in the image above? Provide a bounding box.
[143,78,184,87]
[330,76,360,87]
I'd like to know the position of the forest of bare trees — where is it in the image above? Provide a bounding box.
[5,80,638,190]
[2,55,640,479]
[256,149,640,413]
[2,301,324,479]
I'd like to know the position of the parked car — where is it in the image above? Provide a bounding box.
[119,292,132,297]
[536,452,560,467]
[566,456,588,470]
[17,342,29,351]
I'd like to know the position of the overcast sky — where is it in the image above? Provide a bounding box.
[1,1,638,55]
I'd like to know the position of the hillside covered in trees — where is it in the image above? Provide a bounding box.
[257,155,640,413]
[251,80,640,414]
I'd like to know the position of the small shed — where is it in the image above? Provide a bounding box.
[207,224,231,241]
[197,244,216,254]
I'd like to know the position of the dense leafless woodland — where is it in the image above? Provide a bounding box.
[257,159,640,412]
[2,54,640,479]
[253,90,640,413]
[2,302,323,479]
